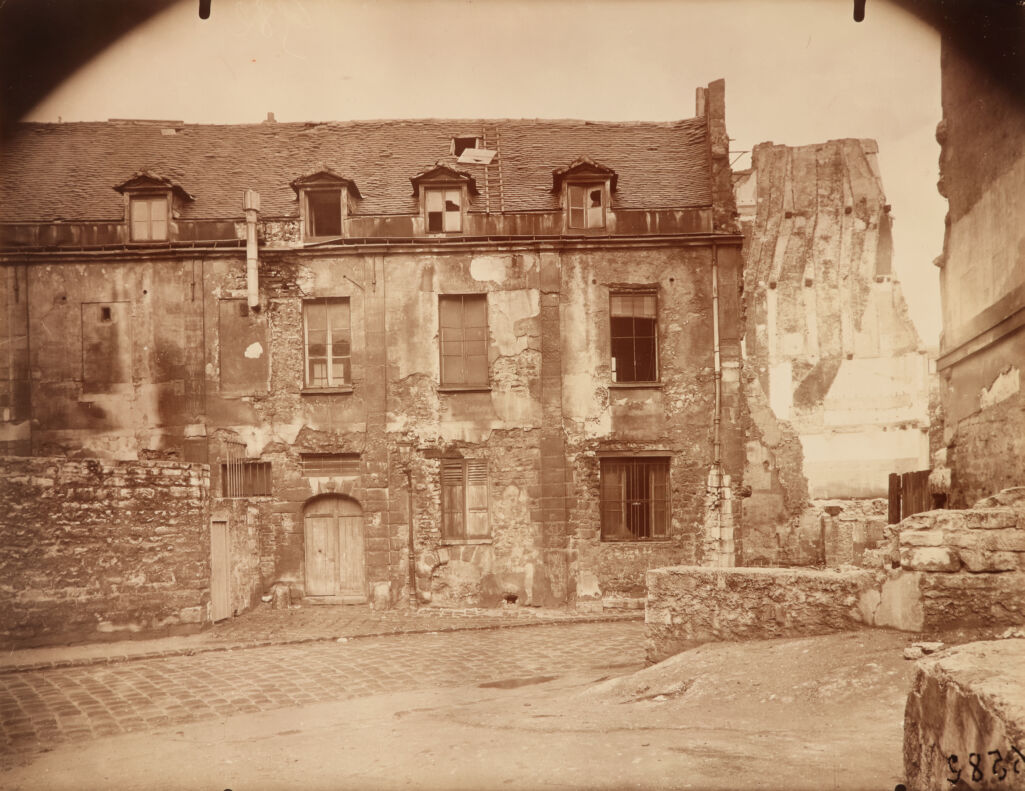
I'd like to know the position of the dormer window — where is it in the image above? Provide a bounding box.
[552,157,618,234]
[568,184,605,230]
[290,169,361,243]
[114,171,193,244]
[411,164,478,236]
[452,137,480,156]
[426,188,462,233]
[130,195,169,241]
[305,190,342,238]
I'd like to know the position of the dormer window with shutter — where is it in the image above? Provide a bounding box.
[114,171,194,243]
[552,157,618,233]
[290,170,362,243]
[410,164,478,235]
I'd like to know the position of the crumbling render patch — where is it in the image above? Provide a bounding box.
[980,365,1020,410]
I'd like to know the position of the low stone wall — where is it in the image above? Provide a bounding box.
[0,456,211,648]
[645,566,879,663]
[904,639,1025,790]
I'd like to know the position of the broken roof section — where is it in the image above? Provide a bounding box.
[0,117,711,222]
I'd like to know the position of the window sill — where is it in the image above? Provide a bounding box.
[438,385,492,393]
[608,381,663,389]
[301,386,353,395]
[600,537,673,544]
[440,538,493,546]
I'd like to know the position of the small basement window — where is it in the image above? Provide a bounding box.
[426,188,462,233]
[305,190,343,238]
[221,460,272,498]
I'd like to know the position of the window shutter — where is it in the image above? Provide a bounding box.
[441,459,465,538]
[465,460,489,538]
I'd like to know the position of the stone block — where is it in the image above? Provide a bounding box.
[900,546,960,572]
[178,605,204,624]
[959,549,1020,573]
[900,529,944,548]
[904,640,1025,791]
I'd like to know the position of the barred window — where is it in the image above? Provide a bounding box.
[304,298,351,388]
[441,458,490,540]
[610,292,658,383]
[221,460,272,498]
[600,457,669,540]
[300,453,360,477]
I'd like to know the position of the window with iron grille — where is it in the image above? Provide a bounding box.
[441,458,490,539]
[610,291,658,383]
[300,453,360,477]
[221,460,272,498]
[303,298,351,388]
[439,294,488,387]
[600,457,670,540]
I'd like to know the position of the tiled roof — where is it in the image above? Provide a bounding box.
[0,118,711,222]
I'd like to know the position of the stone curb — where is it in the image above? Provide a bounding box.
[0,612,642,675]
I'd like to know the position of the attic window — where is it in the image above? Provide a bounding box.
[305,190,343,238]
[426,188,462,233]
[568,184,605,230]
[452,137,480,156]
[130,195,169,241]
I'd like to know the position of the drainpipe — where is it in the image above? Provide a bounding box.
[711,244,723,476]
[708,243,732,567]
[406,465,418,609]
[243,189,260,309]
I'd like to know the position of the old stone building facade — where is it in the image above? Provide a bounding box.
[0,80,744,619]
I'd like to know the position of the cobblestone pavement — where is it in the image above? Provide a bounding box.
[0,620,644,759]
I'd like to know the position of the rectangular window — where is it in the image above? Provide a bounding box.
[304,298,351,388]
[441,458,490,539]
[439,294,488,387]
[610,292,658,382]
[221,460,272,498]
[426,188,462,232]
[301,453,360,477]
[600,458,670,540]
[568,184,605,230]
[130,196,168,241]
[305,190,342,238]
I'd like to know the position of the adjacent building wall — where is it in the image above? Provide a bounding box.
[0,457,211,648]
[936,36,1025,507]
[734,140,930,565]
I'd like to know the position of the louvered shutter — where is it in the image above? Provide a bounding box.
[465,460,490,538]
[441,459,465,539]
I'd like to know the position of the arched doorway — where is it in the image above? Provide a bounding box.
[303,495,366,600]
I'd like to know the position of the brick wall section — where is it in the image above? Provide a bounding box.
[0,456,210,648]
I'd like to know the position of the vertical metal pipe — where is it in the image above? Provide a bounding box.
[244,190,260,309]
[406,465,417,609]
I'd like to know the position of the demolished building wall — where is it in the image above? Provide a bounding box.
[734,139,930,566]
[935,36,1025,507]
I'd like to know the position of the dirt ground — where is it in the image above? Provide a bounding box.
[2,627,933,791]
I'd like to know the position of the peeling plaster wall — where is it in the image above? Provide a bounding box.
[736,139,930,564]
[937,38,1025,507]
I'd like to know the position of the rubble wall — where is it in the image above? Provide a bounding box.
[904,639,1025,791]
[0,456,210,648]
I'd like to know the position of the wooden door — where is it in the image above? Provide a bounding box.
[304,497,365,598]
[210,520,231,621]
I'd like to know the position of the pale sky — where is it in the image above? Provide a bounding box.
[26,0,945,342]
